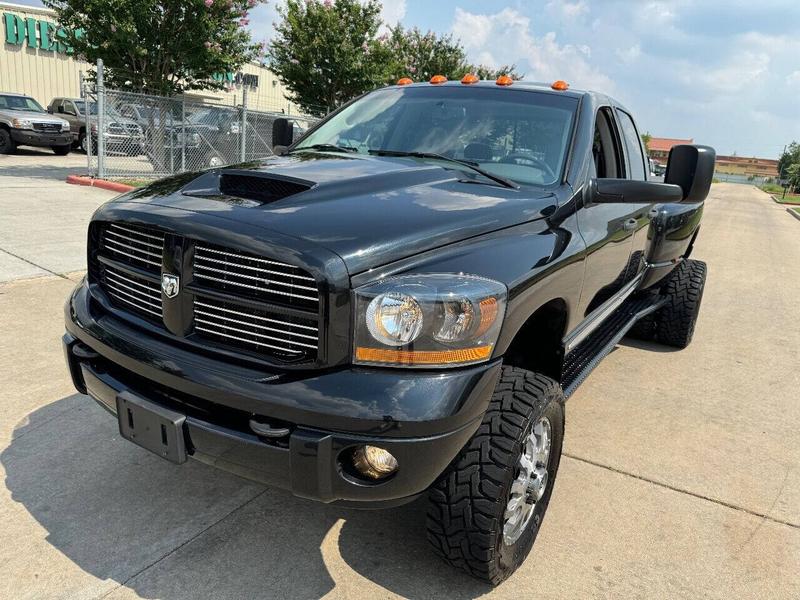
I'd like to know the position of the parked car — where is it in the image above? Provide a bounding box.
[47,97,144,156]
[0,92,71,154]
[117,101,226,170]
[63,78,714,584]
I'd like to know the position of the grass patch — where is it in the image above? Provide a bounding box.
[760,183,785,194]
[772,193,800,205]
[793,207,800,215]
[110,178,151,188]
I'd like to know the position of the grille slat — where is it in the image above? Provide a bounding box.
[193,296,318,360]
[194,243,319,308]
[102,264,163,321]
[102,224,164,272]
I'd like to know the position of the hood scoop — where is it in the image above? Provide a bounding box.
[218,171,313,204]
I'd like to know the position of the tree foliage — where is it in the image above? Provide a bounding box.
[268,3,523,116]
[44,0,263,95]
[267,0,393,116]
[778,142,800,191]
[640,131,652,152]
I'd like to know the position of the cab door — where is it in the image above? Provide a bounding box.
[614,107,656,276]
[575,106,639,318]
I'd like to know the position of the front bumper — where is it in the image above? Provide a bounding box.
[64,281,501,506]
[11,129,71,147]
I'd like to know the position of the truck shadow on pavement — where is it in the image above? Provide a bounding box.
[2,395,492,599]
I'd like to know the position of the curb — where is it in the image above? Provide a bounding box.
[66,175,134,193]
[787,207,800,222]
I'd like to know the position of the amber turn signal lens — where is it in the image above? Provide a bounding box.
[355,345,492,365]
[551,80,569,91]
[430,74,448,84]
[495,75,514,86]
[397,77,413,85]
[461,73,479,84]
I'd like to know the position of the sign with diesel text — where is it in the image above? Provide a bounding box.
[3,12,83,54]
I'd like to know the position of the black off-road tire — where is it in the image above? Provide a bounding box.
[52,145,71,156]
[655,258,707,348]
[426,367,565,585]
[0,128,17,154]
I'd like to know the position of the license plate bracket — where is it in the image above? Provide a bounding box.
[116,392,187,464]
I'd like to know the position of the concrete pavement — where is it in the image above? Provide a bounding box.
[0,150,115,281]
[0,180,798,599]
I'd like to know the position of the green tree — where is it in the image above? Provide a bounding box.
[44,0,262,96]
[267,0,393,116]
[641,131,652,153]
[385,26,521,82]
[778,142,800,190]
[468,63,523,81]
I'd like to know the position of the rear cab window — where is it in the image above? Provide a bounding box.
[616,109,647,181]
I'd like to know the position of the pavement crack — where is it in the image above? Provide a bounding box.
[95,488,268,599]
[0,245,69,280]
[563,452,799,530]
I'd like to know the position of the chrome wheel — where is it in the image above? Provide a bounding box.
[502,416,552,545]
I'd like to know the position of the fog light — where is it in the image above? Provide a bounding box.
[352,445,398,480]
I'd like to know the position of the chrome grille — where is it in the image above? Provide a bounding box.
[194,243,318,309]
[33,122,62,132]
[102,264,162,322]
[101,223,164,272]
[193,297,318,360]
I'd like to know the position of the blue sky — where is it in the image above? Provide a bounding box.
[15,0,800,158]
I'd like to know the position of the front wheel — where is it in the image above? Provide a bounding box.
[655,259,707,348]
[427,367,565,584]
[0,128,17,154]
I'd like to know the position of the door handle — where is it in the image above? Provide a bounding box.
[623,218,638,231]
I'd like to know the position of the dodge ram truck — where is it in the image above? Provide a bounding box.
[63,76,714,584]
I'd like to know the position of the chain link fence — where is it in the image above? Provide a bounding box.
[84,64,319,180]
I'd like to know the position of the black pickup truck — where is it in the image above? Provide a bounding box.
[63,78,714,584]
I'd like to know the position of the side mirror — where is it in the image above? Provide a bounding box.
[272,118,294,148]
[589,178,684,204]
[665,144,716,203]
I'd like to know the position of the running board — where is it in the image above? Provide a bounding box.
[561,296,666,398]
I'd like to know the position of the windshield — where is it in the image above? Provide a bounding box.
[295,86,578,186]
[0,95,45,113]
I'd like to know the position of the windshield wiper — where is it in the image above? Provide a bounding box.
[291,143,357,154]
[368,150,519,190]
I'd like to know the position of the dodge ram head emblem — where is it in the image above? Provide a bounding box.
[161,274,180,298]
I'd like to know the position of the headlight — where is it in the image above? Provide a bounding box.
[11,118,33,130]
[62,122,70,132]
[354,274,506,368]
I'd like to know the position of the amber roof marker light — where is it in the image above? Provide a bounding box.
[397,77,413,85]
[430,74,448,84]
[461,73,479,85]
[551,80,570,91]
[495,75,514,86]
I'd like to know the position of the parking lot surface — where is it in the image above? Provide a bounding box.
[0,169,798,598]
[0,150,114,281]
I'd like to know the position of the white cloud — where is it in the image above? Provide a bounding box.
[451,8,613,91]
[546,0,589,19]
[787,71,800,86]
[615,44,641,64]
[380,0,407,27]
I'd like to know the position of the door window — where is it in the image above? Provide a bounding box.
[616,109,647,181]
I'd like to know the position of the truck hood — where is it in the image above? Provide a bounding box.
[120,152,558,274]
[5,110,67,124]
